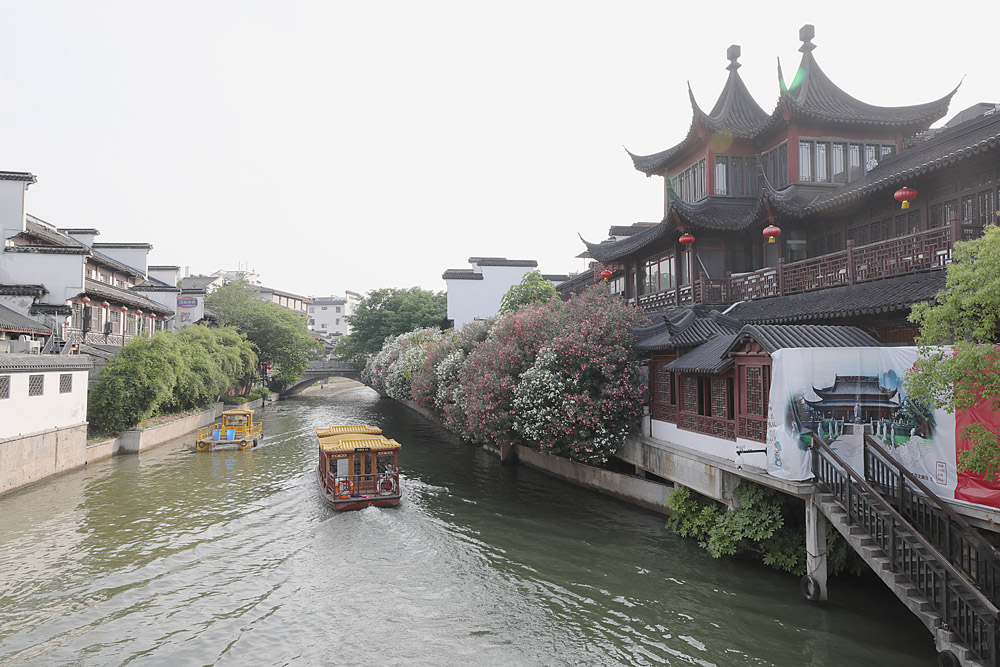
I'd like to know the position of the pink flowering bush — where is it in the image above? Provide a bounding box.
[361,327,442,399]
[512,288,644,464]
[410,320,492,413]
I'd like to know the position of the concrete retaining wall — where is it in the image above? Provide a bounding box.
[0,423,89,496]
[115,403,223,455]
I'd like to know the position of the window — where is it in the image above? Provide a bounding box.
[309,307,314,313]
[670,158,707,202]
[60,374,72,393]
[761,142,789,189]
[714,155,756,196]
[0,375,9,399]
[831,143,846,183]
[28,374,44,397]
[654,365,674,404]
[679,251,692,286]
[336,318,341,325]
[799,141,813,182]
[640,253,675,294]
[321,306,327,311]
[321,323,327,329]
[336,306,341,313]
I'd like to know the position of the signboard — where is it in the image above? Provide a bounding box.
[767,347,1000,509]
[177,297,199,308]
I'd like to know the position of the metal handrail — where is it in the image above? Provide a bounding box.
[811,433,998,665]
[864,434,1000,604]
[329,471,400,497]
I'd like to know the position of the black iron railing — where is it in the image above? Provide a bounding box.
[811,434,998,666]
[864,434,1000,607]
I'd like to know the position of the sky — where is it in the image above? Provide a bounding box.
[1,1,995,298]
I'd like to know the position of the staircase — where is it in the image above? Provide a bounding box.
[811,435,998,667]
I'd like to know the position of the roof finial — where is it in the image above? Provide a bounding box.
[726,44,741,71]
[799,24,816,53]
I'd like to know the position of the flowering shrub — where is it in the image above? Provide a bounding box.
[362,285,644,467]
[362,327,442,399]
[513,288,644,463]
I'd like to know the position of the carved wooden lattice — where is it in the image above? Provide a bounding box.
[711,377,727,418]
[739,416,767,442]
[678,285,694,305]
[730,268,779,301]
[679,414,698,431]
[637,290,678,312]
[745,367,762,416]
[782,251,849,294]
[682,376,698,414]
[651,403,677,423]
[696,278,729,305]
[853,227,952,282]
[654,365,673,404]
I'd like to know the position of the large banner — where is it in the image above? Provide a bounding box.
[766,347,1000,510]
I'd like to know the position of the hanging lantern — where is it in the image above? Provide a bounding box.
[119,305,128,313]
[600,269,613,282]
[80,296,91,304]
[148,313,156,319]
[135,309,143,316]
[894,186,918,209]
[763,223,782,244]
[161,315,169,321]
[679,232,695,245]
[100,301,110,308]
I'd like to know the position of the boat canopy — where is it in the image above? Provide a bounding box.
[316,425,401,453]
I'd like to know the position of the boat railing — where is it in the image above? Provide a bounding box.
[196,421,262,444]
[328,471,400,497]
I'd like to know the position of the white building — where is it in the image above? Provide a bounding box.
[0,354,93,495]
[442,257,569,329]
[308,291,360,338]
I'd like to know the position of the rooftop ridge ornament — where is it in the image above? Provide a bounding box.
[726,44,741,72]
[799,24,816,53]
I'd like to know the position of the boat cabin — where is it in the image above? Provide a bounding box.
[316,425,401,510]
[194,409,263,451]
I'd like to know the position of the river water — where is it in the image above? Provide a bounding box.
[0,385,938,666]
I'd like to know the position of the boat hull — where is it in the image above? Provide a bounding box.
[317,470,400,511]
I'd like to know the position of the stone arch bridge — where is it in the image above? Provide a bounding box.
[281,360,362,397]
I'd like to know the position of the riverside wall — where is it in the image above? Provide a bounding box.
[1,398,265,498]
[397,398,674,515]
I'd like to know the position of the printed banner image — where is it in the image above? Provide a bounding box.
[766,347,1000,510]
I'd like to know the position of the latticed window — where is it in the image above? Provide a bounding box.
[746,367,762,416]
[682,376,698,414]
[0,375,9,399]
[655,365,673,404]
[711,378,727,418]
[60,374,72,394]
[28,374,44,397]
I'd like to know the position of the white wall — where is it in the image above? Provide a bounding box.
[0,180,27,242]
[94,247,148,277]
[446,265,541,329]
[0,367,89,438]
[175,293,204,328]
[1,252,85,304]
[148,267,179,286]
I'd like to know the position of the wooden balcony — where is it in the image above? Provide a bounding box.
[635,218,978,311]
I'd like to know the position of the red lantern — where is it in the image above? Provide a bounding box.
[894,186,918,209]
[148,313,156,319]
[80,296,91,304]
[679,232,695,245]
[161,315,169,321]
[100,301,110,308]
[119,305,128,313]
[763,224,782,244]
[135,309,143,316]
[600,269,613,282]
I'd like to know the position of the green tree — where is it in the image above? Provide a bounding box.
[206,281,324,389]
[498,270,557,315]
[906,224,1000,479]
[333,287,446,365]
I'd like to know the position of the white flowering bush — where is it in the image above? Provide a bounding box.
[361,327,442,398]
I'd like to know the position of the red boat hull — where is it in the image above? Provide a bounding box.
[317,469,400,511]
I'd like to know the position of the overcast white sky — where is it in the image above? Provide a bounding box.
[1,2,994,298]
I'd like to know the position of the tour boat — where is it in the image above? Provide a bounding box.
[194,409,263,451]
[316,425,401,511]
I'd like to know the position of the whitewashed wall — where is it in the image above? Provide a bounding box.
[446,265,542,329]
[93,246,149,277]
[0,365,90,438]
[0,180,28,242]
[1,252,85,304]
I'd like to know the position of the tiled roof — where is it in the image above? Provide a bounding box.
[634,305,741,351]
[29,304,72,316]
[82,278,173,314]
[0,285,47,297]
[0,304,50,335]
[665,332,738,374]
[148,265,180,271]
[469,257,538,267]
[542,274,571,282]
[179,276,221,289]
[725,324,881,356]
[92,242,153,250]
[25,215,80,246]
[58,228,100,236]
[807,111,1000,213]
[777,32,954,130]
[0,354,92,372]
[442,269,483,281]
[0,171,36,183]
[727,271,946,324]
[6,244,89,255]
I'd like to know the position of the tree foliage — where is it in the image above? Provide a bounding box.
[499,269,557,315]
[905,224,1000,479]
[88,326,257,435]
[333,287,446,365]
[205,281,324,388]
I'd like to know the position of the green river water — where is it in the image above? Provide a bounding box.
[0,385,938,666]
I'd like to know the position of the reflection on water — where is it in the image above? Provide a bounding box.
[0,385,937,665]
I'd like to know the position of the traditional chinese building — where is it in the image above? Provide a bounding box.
[573,25,999,448]
[804,375,899,422]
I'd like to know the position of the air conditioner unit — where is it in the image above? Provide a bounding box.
[28,340,41,354]
[18,334,30,343]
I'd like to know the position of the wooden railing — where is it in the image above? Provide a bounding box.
[811,434,999,666]
[864,434,1000,606]
[631,219,982,311]
[677,412,735,439]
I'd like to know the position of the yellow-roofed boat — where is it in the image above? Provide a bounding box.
[316,425,401,511]
[194,409,263,451]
